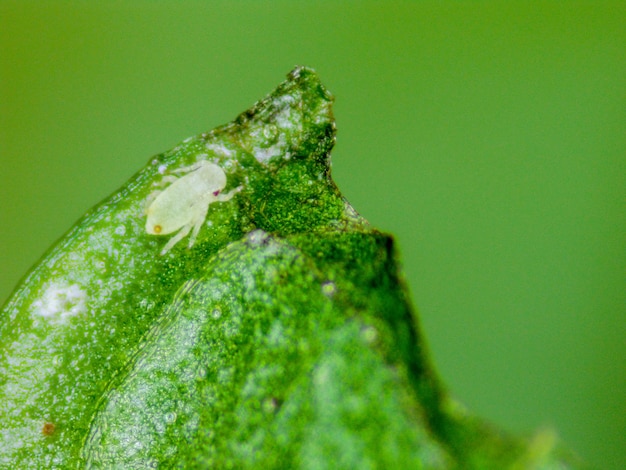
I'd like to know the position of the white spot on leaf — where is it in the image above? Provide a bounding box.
[253,144,282,164]
[32,283,88,324]
[205,142,233,158]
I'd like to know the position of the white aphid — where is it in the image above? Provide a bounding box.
[145,161,241,255]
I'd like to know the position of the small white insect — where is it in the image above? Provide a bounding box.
[145,160,241,255]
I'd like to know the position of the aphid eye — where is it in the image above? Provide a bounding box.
[42,422,55,436]
[212,190,220,196]
[153,225,162,234]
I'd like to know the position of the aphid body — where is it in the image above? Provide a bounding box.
[145,161,241,254]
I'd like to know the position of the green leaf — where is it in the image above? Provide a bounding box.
[1,67,585,469]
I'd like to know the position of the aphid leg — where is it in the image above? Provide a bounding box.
[150,175,178,191]
[171,161,205,174]
[216,186,243,202]
[158,175,179,184]
[187,206,209,249]
[160,224,192,255]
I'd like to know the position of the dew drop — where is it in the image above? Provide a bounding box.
[164,412,177,424]
[93,256,108,274]
[361,325,378,344]
[321,281,337,297]
[246,229,270,246]
[262,397,281,414]
[211,307,222,319]
[263,124,278,141]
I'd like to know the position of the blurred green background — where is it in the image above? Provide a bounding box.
[1,1,624,468]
